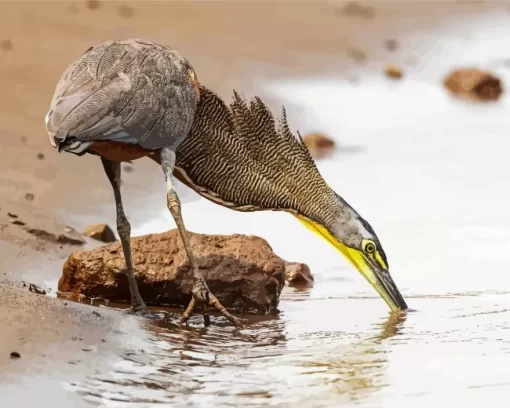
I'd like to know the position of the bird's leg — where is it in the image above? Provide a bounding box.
[101,157,148,315]
[160,147,243,328]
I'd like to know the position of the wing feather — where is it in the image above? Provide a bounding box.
[45,39,198,149]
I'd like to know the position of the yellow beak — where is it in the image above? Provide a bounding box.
[295,215,407,312]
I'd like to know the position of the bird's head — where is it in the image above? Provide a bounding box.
[294,194,408,312]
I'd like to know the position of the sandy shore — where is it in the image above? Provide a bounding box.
[0,0,498,405]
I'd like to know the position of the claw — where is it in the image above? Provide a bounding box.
[180,286,244,329]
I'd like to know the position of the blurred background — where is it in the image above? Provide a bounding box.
[1,1,510,407]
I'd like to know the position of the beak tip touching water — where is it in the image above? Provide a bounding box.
[381,270,408,312]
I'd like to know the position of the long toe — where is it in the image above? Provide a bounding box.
[180,290,244,329]
[208,293,245,329]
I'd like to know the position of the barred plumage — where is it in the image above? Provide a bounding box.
[174,85,341,225]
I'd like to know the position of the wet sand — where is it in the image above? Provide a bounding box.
[1,1,509,406]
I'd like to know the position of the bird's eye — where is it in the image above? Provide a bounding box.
[364,242,376,254]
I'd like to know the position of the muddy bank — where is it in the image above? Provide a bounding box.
[0,284,149,407]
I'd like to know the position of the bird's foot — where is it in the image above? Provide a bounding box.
[180,280,244,329]
[123,299,158,319]
[126,306,150,317]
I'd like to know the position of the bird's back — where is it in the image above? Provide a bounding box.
[46,39,198,151]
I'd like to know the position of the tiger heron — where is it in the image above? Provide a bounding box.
[45,39,408,329]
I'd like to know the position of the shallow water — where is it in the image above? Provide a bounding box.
[64,8,510,408]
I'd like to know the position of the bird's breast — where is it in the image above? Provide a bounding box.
[89,141,157,162]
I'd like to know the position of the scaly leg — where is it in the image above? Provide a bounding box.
[101,157,148,315]
[159,147,243,328]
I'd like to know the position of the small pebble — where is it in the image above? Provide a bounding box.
[347,48,367,63]
[385,39,399,52]
[10,220,26,226]
[36,153,44,160]
[86,0,100,10]
[118,4,134,18]
[29,283,46,295]
[1,39,13,51]
[7,212,18,218]
[123,164,134,173]
[10,351,21,359]
[24,193,34,201]
[384,64,403,79]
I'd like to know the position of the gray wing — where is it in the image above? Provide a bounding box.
[45,39,198,150]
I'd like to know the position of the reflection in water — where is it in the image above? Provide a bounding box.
[67,302,404,407]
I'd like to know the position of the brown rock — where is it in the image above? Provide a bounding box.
[83,224,117,243]
[284,262,314,287]
[443,68,503,101]
[302,132,336,159]
[59,230,286,314]
[384,64,403,79]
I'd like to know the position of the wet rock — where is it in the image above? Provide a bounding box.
[384,64,403,79]
[385,39,399,52]
[0,39,13,51]
[83,224,117,243]
[25,227,85,246]
[443,68,503,101]
[10,351,21,359]
[28,283,46,295]
[302,132,336,159]
[59,230,286,314]
[118,4,134,18]
[284,262,314,287]
[337,1,375,19]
